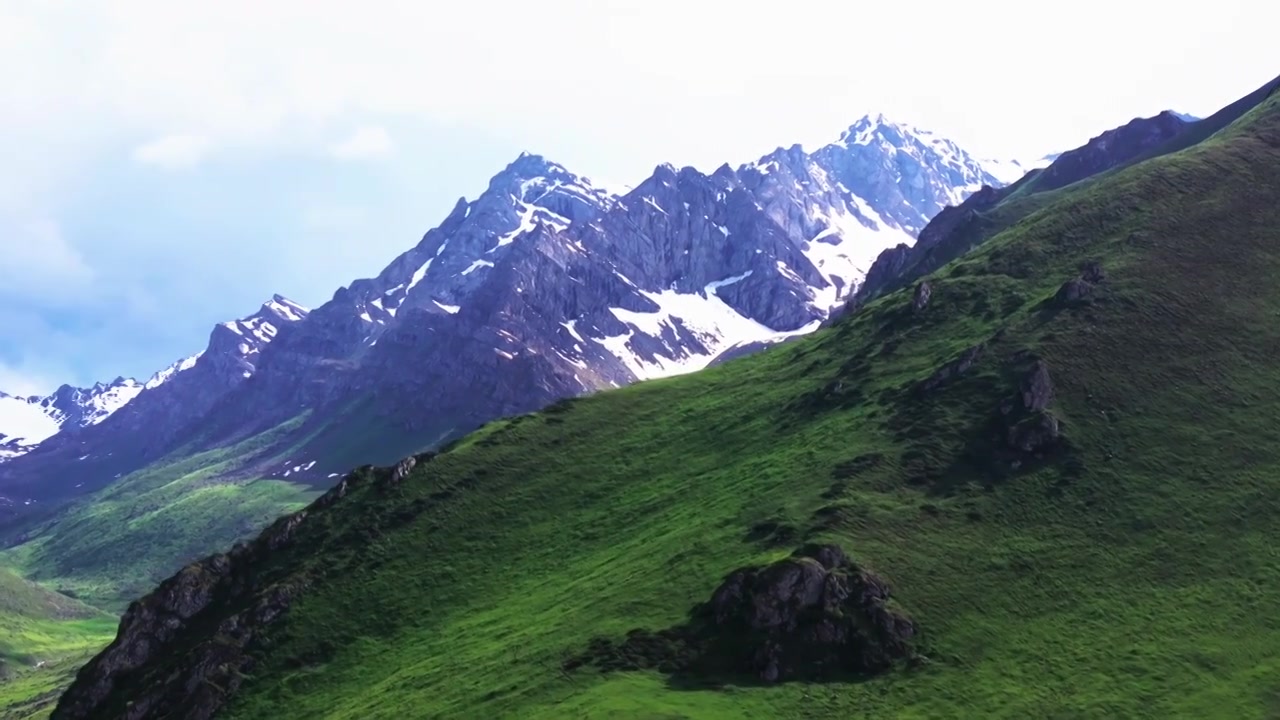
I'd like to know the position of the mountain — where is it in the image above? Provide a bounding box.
[51,79,1280,719]
[0,297,311,514]
[0,116,1000,515]
[0,379,144,462]
[0,115,1016,711]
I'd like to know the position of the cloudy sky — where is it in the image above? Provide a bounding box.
[0,0,1274,395]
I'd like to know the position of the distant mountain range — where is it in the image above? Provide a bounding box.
[0,115,1020,516]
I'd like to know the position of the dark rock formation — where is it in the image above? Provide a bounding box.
[912,281,932,312]
[994,358,1062,464]
[1020,360,1055,412]
[1054,261,1107,307]
[857,184,1006,302]
[50,461,384,720]
[566,544,917,684]
[389,456,417,485]
[1055,278,1093,304]
[1080,261,1106,284]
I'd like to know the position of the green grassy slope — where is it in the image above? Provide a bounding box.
[0,426,320,715]
[0,568,114,720]
[69,91,1280,718]
[2,422,322,612]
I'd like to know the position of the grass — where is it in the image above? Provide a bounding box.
[0,568,115,719]
[66,91,1280,718]
[3,419,322,611]
[0,421,320,714]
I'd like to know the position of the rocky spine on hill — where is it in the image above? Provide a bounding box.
[566,544,917,683]
[49,458,392,720]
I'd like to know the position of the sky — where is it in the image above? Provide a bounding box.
[0,0,1275,395]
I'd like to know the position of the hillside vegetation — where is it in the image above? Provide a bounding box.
[54,90,1280,719]
[0,568,114,720]
[2,424,322,611]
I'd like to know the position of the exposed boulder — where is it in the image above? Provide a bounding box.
[995,357,1063,464]
[912,281,933,312]
[389,456,417,485]
[566,544,917,684]
[1054,261,1107,307]
[1055,278,1094,304]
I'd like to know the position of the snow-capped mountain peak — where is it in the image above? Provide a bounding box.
[1,116,1016,491]
[0,376,148,461]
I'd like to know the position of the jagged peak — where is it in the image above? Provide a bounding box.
[143,352,202,390]
[836,113,954,150]
[262,295,310,323]
[497,152,574,185]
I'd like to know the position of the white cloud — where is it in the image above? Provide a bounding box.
[329,126,393,160]
[0,360,63,397]
[132,133,211,169]
[5,1,1276,168]
[0,219,94,297]
[301,203,367,230]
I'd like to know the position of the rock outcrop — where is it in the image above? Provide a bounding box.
[999,358,1062,463]
[912,281,932,312]
[567,544,917,684]
[1054,261,1108,307]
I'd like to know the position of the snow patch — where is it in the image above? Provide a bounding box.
[0,395,61,447]
[462,259,494,276]
[407,258,434,292]
[561,319,585,343]
[598,277,820,381]
[145,353,201,390]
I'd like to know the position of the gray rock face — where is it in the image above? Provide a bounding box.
[816,115,1002,235]
[912,281,932,312]
[1020,360,1055,413]
[1055,278,1094,304]
[1,118,1006,512]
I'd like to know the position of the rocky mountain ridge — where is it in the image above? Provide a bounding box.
[0,115,1010,512]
